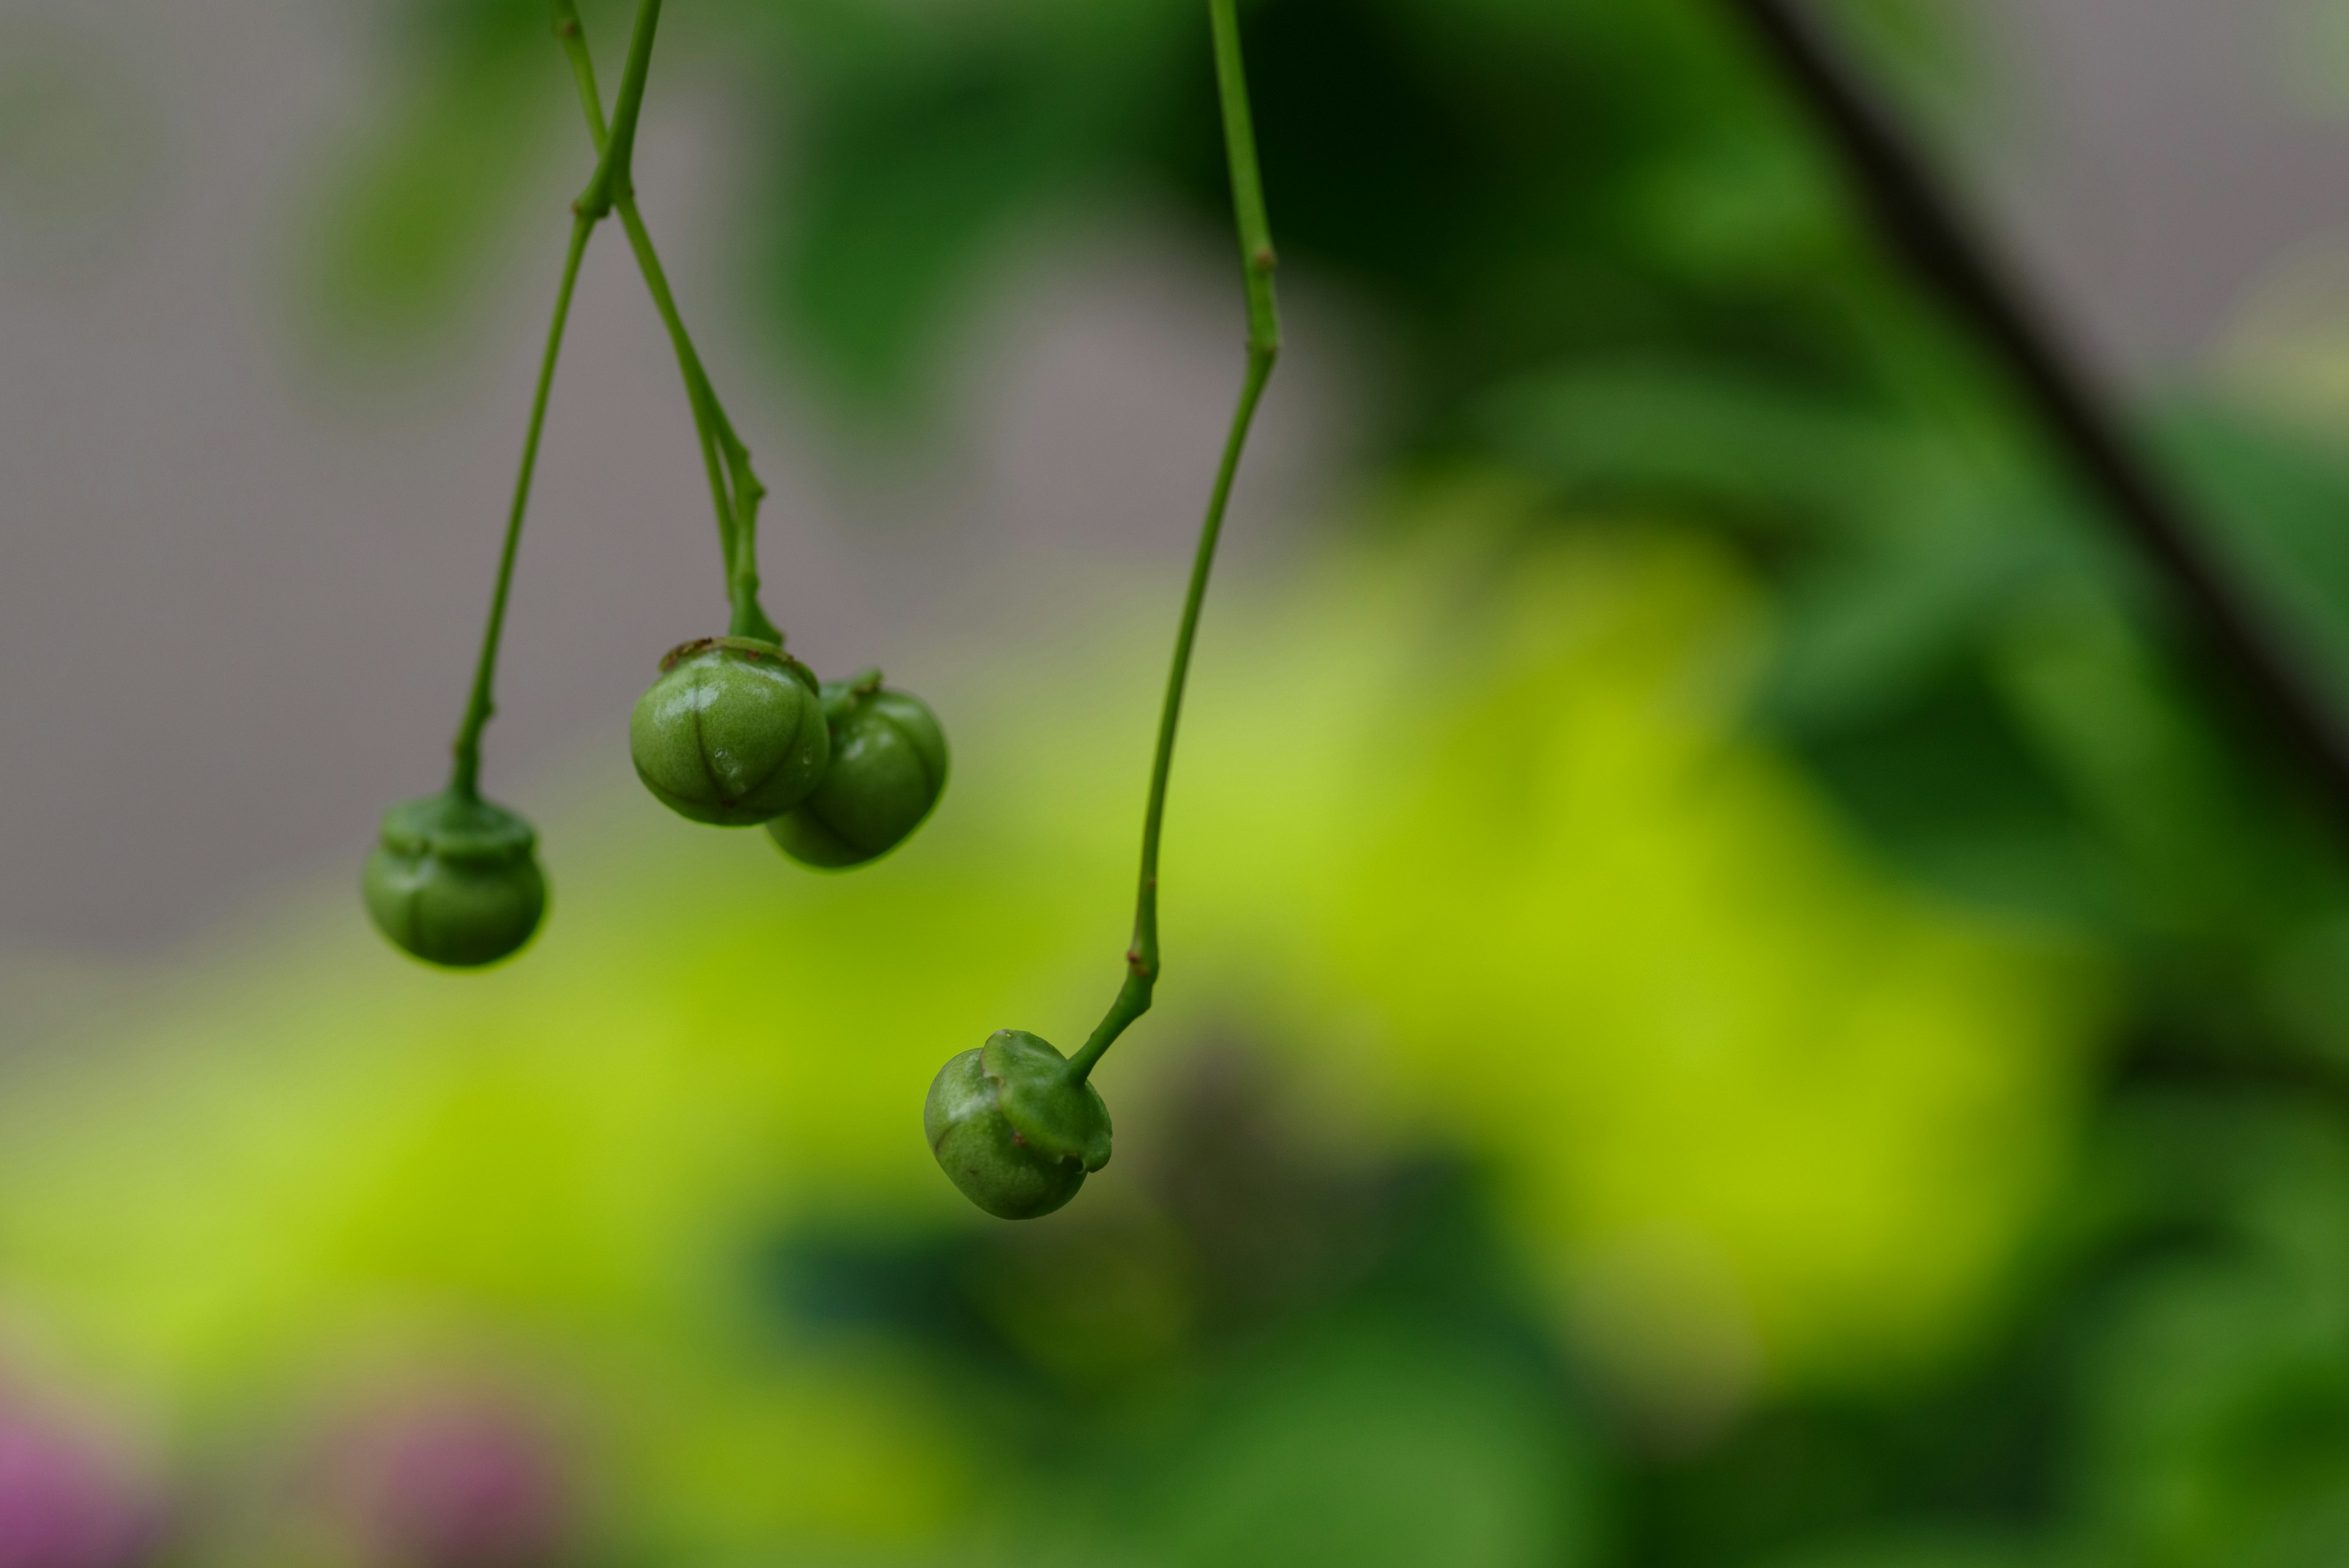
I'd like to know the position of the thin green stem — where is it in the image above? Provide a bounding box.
[617,204,781,642]
[552,1,730,572]
[444,1,677,797]
[574,0,663,220]
[1069,0,1281,1083]
[450,213,597,800]
[617,211,741,573]
[1210,0,1281,359]
[553,0,781,644]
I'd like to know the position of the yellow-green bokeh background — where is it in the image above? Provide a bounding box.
[0,491,2109,1561]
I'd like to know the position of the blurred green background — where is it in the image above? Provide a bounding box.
[17,1,2349,1565]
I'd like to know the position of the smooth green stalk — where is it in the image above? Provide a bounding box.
[450,1,676,797]
[573,0,662,220]
[553,0,781,644]
[618,207,781,642]
[448,217,594,800]
[1211,0,1281,355]
[1067,0,1281,1083]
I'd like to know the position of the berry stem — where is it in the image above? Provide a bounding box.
[1069,0,1282,1085]
[448,0,678,798]
[448,212,596,802]
[571,0,662,222]
[553,0,782,645]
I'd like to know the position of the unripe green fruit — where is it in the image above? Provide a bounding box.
[924,1030,1112,1220]
[364,791,547,968]
[629,637,829,827]
[768,675,949,869]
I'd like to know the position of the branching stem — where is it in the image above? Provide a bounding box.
[1068,0,1281,1084]
[453,0,725,796]
[573,0,661,220]
[554,0,779,644]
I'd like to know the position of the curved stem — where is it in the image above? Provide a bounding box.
[554,0,781,644]
[449,213,596,801]
[1069,0,1282,1084]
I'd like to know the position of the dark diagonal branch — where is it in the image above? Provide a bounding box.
[1718,0,2349,823]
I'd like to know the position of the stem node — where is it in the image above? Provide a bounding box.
[557,0,781,641]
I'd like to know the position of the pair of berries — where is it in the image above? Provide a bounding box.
[364,637,947,971]
[629,637,948,861]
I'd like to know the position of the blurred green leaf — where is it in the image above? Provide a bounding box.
[1755,1539,2047,1568]
[2165,406,2349,709]
[2072,1099,2349,1568]
[1475,357,1915,534]
[300,0,567,359]
[762,0,1193,418]
[1130,1312,1601,1568]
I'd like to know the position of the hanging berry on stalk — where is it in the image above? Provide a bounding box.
[364,0,954,965]
[924,0,1282,1219]
[545,1,949,850]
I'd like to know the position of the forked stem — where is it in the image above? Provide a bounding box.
[572,0,662,221]
[448,1,674,798]
[1068,0,1282,1083]
[553,0,781,644]
[448,214,596,799]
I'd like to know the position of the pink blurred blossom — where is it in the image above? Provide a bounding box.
[0,1404,159,1568]
[325,1393,573,1568]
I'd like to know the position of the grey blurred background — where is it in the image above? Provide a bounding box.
[2,0,2347,957]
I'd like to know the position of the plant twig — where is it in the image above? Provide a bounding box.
[1069,0,1282,1083]
[1716,0,2349,820]
[573,0,662,221]
[552,0,780,644]
[448,2,674,798]
[449,215,596,798]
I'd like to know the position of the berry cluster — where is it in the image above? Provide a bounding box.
[363,0,1277,1224]
[362,0,948,975]
[631,645,944,864]
[365,643,945,971]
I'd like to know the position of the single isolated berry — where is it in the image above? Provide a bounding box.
[365,793,547,970]
[768,674,949,870]
[629,637,829,827]
[924,1030,1112,1221]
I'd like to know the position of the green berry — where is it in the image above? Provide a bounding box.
[924,1030,1112,1221]
[629,637,829,827]
[768,674,949,869]
[364,791,547,968]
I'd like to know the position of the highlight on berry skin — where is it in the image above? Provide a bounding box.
[768,674,949,871]
[924,1030,1113,1221]
[913,0,1277,1221]
[629,637,831,828]
[363,791,548,970]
